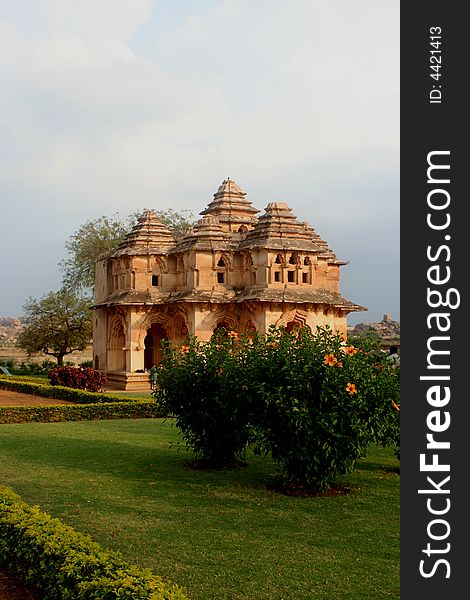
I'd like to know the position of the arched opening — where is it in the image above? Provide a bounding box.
[144,323,168,370]
[287,253,298,283]
[213,321,233,338]
[151,258,165,288]
[302,256,312,284]
[180,324,189,343]
[242,320,257,338]
[109,321,126,371]
[272,254,283,283]
[216,256,227,285]
[173,316,189,345]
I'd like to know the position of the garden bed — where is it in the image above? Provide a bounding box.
[0,389,71,407]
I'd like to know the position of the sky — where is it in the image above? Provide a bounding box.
[0,0,399,325]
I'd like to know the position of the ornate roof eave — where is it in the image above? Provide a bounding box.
[173,240,237,253]
[232,288,366,312]
[111,245,175,257]
[237,238,325,253]
[94,287,366,313]
[94,288,238,308]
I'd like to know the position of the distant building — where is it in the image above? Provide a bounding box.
[93,178,365,389]
[348,314,400,349]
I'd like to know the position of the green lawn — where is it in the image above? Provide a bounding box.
[0,419,399,599]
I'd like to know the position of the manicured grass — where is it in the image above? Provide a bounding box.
[107,390,154,400]
[0,419,399,599]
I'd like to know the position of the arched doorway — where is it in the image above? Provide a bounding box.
[213,321,233,338]
[109,321,126,371]
[144,323,168,370]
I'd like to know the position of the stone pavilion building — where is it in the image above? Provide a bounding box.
[93,178,365,389]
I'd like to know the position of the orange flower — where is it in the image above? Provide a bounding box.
[391,401,400,411]
[340,333,348,343]
[346,382,357,394]
[336,361,343,368]
[180,345,190,354]
[228,331,239,340]
[342,345,358,356]
[267,341,278,349]
[324,353,338,366]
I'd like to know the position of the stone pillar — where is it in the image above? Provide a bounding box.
[193,304,213,342]
[127,310,145,372]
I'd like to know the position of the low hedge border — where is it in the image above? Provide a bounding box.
[0,486,187,599]
[0,376,147,404]
[0,375,49,384]
[0,401,164,424]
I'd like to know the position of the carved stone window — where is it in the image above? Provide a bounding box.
[302,256,312,284]
[217,257,227,285]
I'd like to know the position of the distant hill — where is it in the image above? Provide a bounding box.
[0,318,23,343]
[348,314,400,349]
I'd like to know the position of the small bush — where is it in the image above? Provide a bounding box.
[49,366,106,392]
[155,330,252,466]
[0,359,15,370]
[248,328,400,490]
[0,359,56,376]
[154,326,401,491]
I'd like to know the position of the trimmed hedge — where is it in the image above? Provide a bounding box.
[0,401,163,424]
[0,376,146,404]
[0,375,49,384]
[0,486,187,599]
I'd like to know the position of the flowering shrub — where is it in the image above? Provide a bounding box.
[48,366,106,393]
[154,326,400,491]
[243,327,400,490]
[154,330,254,466]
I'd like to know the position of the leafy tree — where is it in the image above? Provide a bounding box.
[156,208,196,237]
[60,210,196,293]
[16,290,93,366]
[60,214,132,292]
